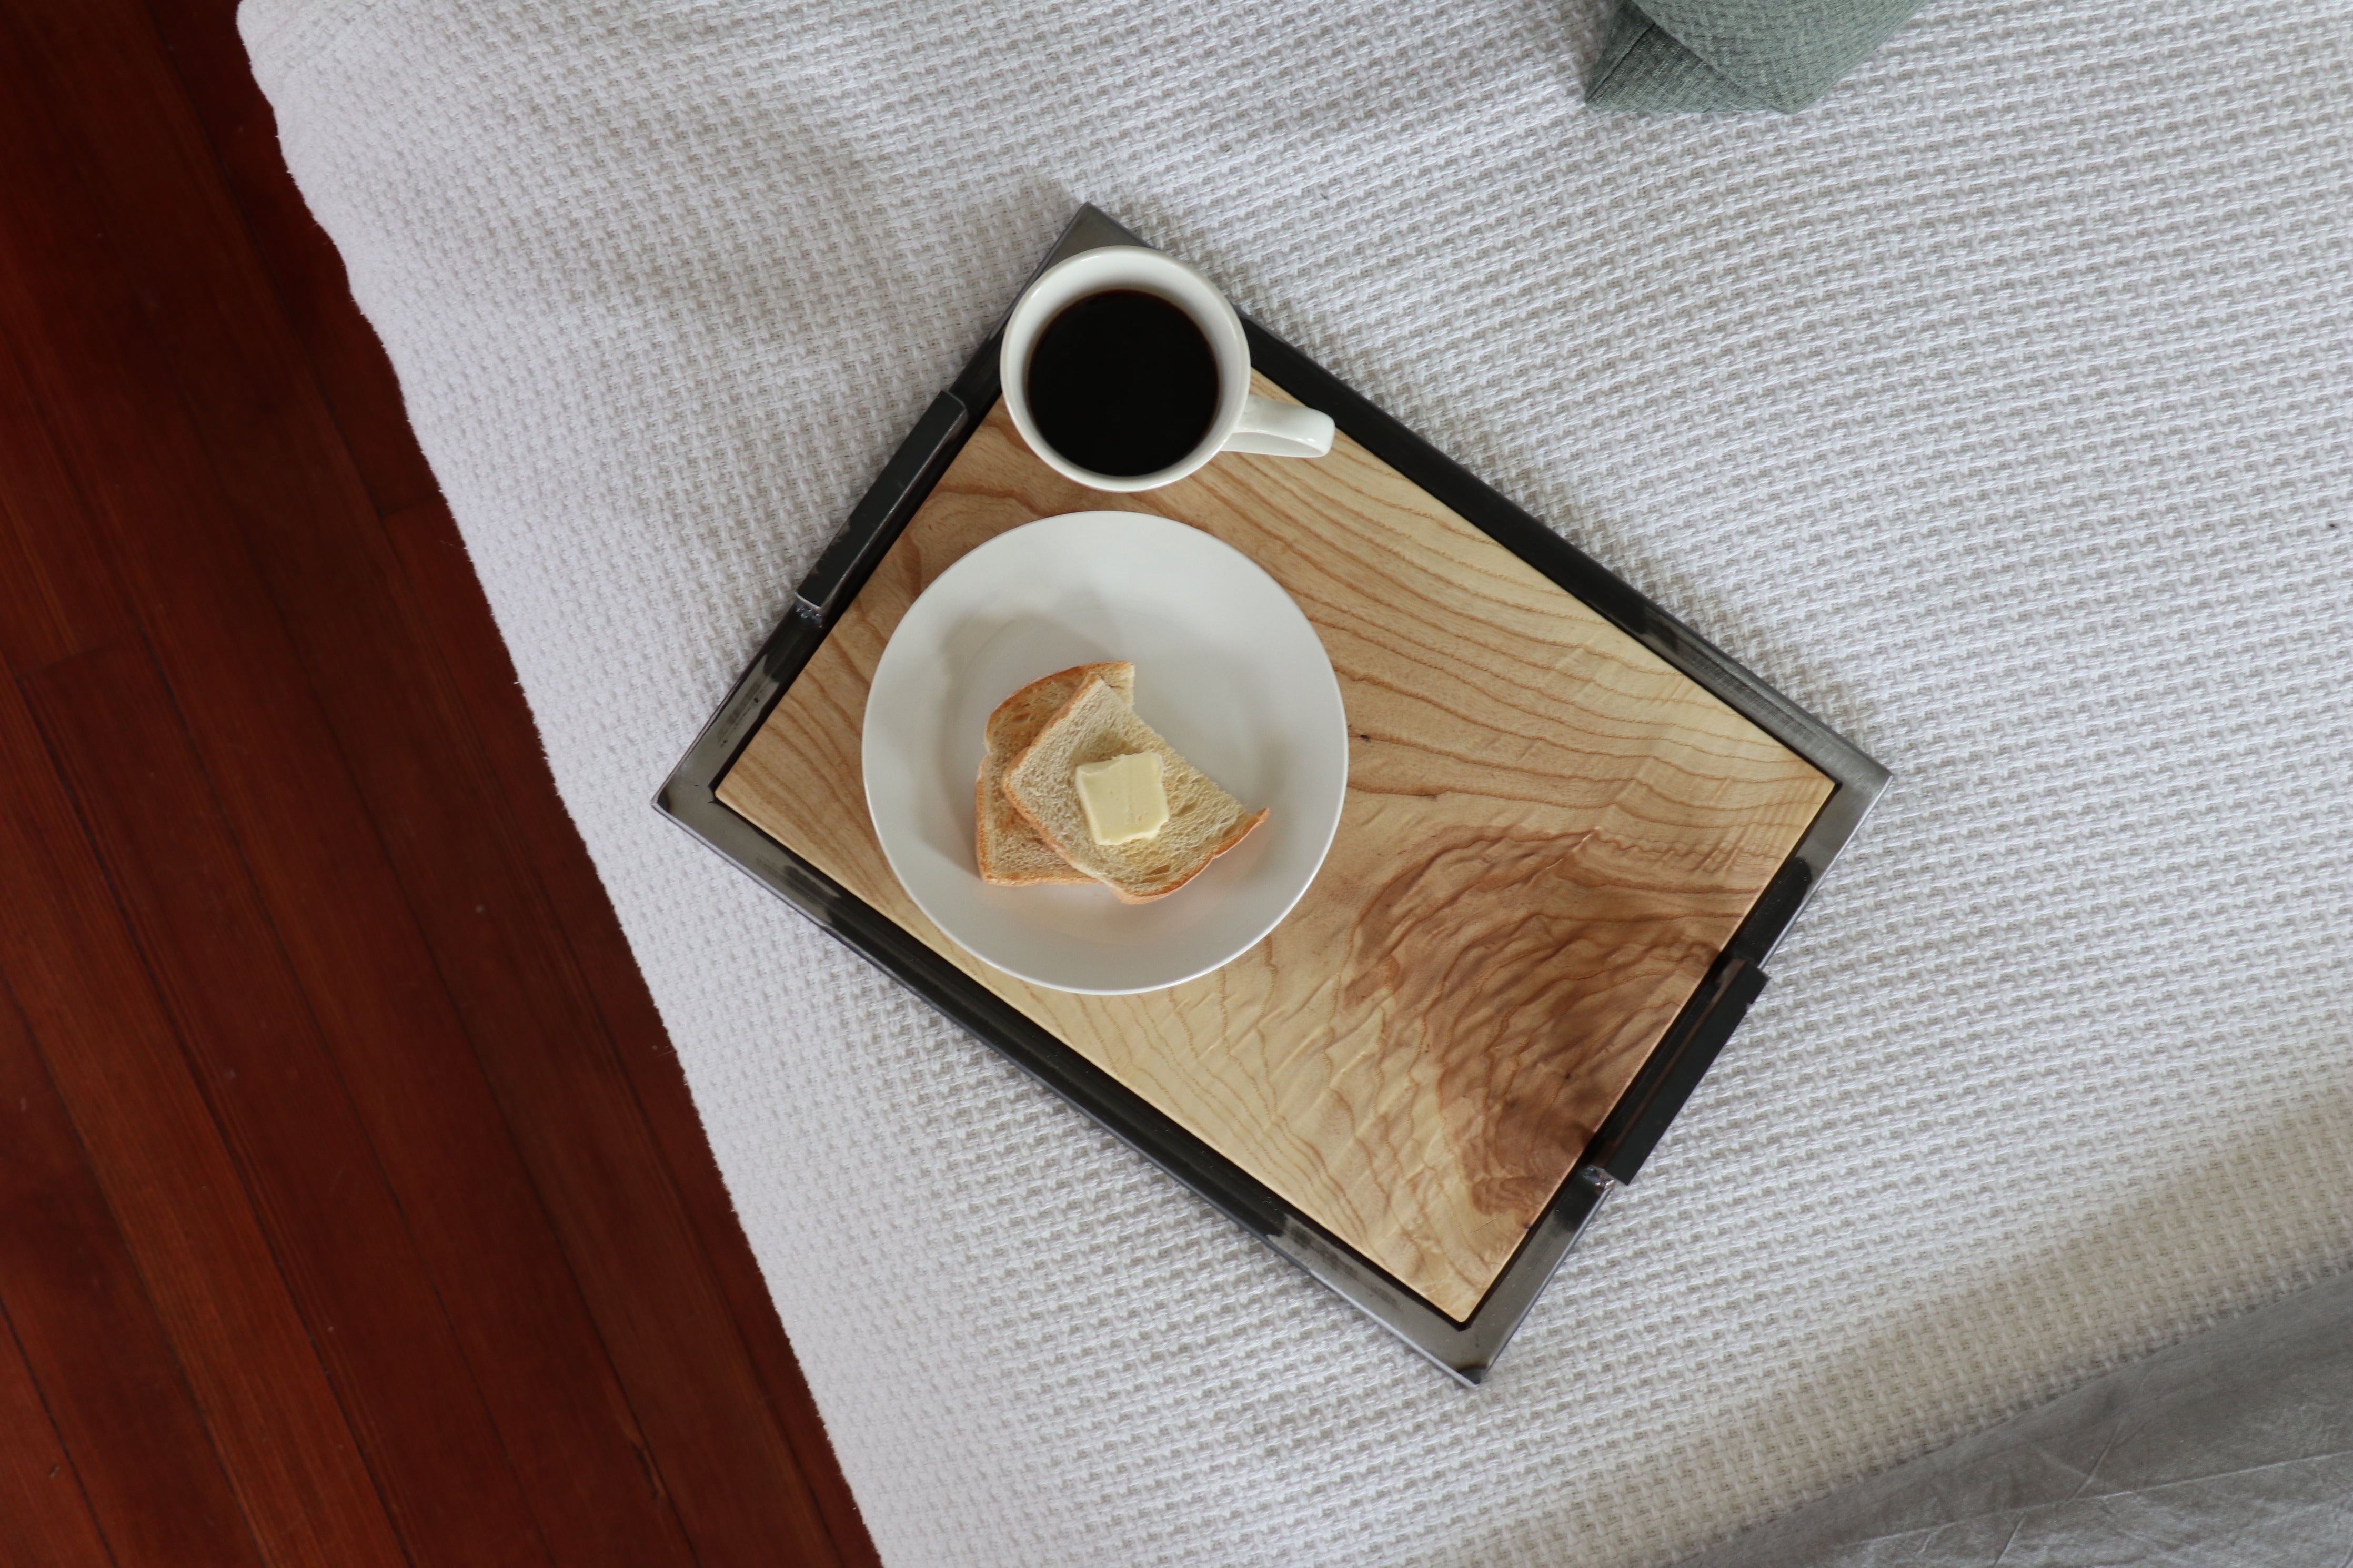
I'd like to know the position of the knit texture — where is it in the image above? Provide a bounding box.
[1587,0,1931,113]
[1678,1273,2353,1565]
[240,2,2352,1564]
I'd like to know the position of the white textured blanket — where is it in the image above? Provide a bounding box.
[241,1,2352,1563]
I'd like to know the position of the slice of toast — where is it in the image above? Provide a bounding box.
[975,662,1135,885]
[1004,675,1267,903]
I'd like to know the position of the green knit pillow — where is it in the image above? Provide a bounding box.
[1585,0,1929,112]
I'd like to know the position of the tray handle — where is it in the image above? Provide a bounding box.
[794,390,971,626]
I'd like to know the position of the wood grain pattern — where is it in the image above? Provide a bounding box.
[0,661,406,1568]
[25,642,555,1568]
[383,495,882,1568]
[720,387,1833,1319]
[0,3,879,1562]
[0,1311,112,1568]
[0,979,269,1568]
[139,0,442,517]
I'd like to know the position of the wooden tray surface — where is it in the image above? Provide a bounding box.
[719,380,1832,1319]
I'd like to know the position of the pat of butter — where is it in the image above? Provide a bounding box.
[1074,752,1169,846]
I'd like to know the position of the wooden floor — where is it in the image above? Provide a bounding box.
[0,4,878,1565]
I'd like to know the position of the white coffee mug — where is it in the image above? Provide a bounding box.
[1000,247,1335,493]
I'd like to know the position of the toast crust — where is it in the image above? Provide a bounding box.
[973,662,1134,885]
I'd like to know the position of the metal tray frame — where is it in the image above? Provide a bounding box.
[656,206,1889,1383]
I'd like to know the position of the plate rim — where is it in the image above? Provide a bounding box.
[860,508,1348,995]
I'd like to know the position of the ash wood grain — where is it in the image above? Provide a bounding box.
[719,388,1833,1319]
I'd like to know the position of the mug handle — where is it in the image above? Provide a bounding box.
[1221,395,1335,459]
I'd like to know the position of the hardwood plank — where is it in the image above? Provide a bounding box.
[0,673,405,1568]
[6,9,846,1563]
[721,392,1834,1319]
[7,2,418,539]
[0,445,696,1564]
[0,74,705,1568]
[0,979,266,1568]
[0,333,132,675]
[136,0,440,517]
[252,521,847,1568]
[0,1308,114,1568]
[23,641,554,1568]
[383,498,884,1568]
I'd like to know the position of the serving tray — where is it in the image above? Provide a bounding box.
[658,206,1887,1381]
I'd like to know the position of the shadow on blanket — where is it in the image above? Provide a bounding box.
[1666,1081,2353,1566]
[1672,1272,2353,1564]
[1443,1074,2353,1565]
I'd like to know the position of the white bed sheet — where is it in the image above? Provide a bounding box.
[240,1,2353,1562]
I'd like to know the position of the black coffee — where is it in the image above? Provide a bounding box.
[1025,289,1219,477]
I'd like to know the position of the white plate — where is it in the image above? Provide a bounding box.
[863,512,1348,994]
